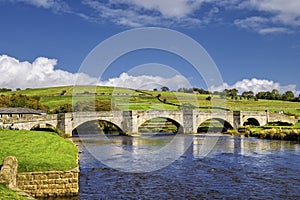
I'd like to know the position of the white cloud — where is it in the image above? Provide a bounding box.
[233,0,300,34]
[111,0,204,18]
[98,72,190,90]
[9,0,70,12]
[234,16,292,35]
[82,0,214,27]
[210,78,299,96]
[0,55,98,89]
[258,27,292,35]
[245,0,300,26]
[234,16,268,29]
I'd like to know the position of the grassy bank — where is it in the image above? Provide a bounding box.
[0,130,78,172]
[229,123,300,141]
[0,184,27,200]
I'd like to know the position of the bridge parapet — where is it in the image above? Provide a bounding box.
[269,112,297,124]
[0,110,296,135]
[0,114,58,124]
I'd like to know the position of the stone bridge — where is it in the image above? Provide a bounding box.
[0,110,296,136]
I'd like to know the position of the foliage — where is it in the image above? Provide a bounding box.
[241,125,300,141]
[161,86,170,92]
[241,91,254,100]
[73,100,113,112]
[51,103,73,114]
[0,130,78,172]
[0,184,27,200]
[0,88,12,92]
[0,94,47,110]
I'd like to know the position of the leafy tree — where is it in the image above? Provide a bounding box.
[223,88,238,99]
[161,86,169,92]
[52,103,73,114]
[241,91,254,100]
[0,88,12,92]
[177,88,185,93]
[61,90,67,95]
[271,89,281,100]
[282,91,295,101]
[206,96,211,101]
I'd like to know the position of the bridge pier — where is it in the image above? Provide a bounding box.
[57,113,73,137]
[122,111,138,134]
[182,109,196,134]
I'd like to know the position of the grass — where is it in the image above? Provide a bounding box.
[0,130,78,172]
[234,122,300,141]
[0,184,27,200]
[1,86,299,116]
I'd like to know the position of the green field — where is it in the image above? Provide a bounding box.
[0,130,78,172]
[0,184,27,200]
[1,86,300,116]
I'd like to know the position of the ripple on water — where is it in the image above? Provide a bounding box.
[74,136,300,200]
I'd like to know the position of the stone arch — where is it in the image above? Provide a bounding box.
[138,117,183,134]
[72,119,124,136]
[243,118,260,126]
[30,123,57,132]
[197,118,233,133]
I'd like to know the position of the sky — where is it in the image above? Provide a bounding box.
[0,0,300,95]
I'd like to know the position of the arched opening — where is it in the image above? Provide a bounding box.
[138,117,182,135]
[31,123,57,133]
[72,120,124,136]
[197,118,233,133]
[243,118,260,126]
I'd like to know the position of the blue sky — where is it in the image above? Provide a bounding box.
[0,0,299,95]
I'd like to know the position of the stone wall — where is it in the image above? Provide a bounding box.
[0,156,18,189]
[17,168,79,198]
[0,156,79,198]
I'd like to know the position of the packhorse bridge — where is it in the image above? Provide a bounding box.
[0,110,296,136]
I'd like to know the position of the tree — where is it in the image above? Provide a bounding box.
[282,91,295,101]
[52,103,73,114]
[61,90,67,95]
[161,86,169,92]
[271,89,281,100]
[223,88,238,99]
[241,91,254,100]
[177,88,185,93]
[0,88,12,92]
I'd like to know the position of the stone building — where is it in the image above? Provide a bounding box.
[0,107,46,119]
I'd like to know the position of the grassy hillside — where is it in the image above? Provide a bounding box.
[0,130,78,172]
[1,86,299,116]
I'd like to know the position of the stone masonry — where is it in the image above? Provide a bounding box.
[0,156,79,198]
[17,168,79,198]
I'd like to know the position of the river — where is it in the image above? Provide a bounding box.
[71,134,300,199]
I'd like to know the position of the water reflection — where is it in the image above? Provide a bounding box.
[73,134,300,200]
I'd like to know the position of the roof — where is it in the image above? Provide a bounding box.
[0,107,45,115]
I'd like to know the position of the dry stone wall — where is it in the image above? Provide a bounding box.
[0,156,79,198]
[17,168,79,198]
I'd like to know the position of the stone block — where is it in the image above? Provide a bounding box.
[61,172,73,179]
[48,173,60,179]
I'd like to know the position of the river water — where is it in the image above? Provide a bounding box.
[72,134,300,199]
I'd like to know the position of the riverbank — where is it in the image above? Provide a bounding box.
[228,123,300,141]
[0,129,79,198]
[0,129,78,172]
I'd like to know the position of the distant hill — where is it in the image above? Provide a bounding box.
[0,86,299,117]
